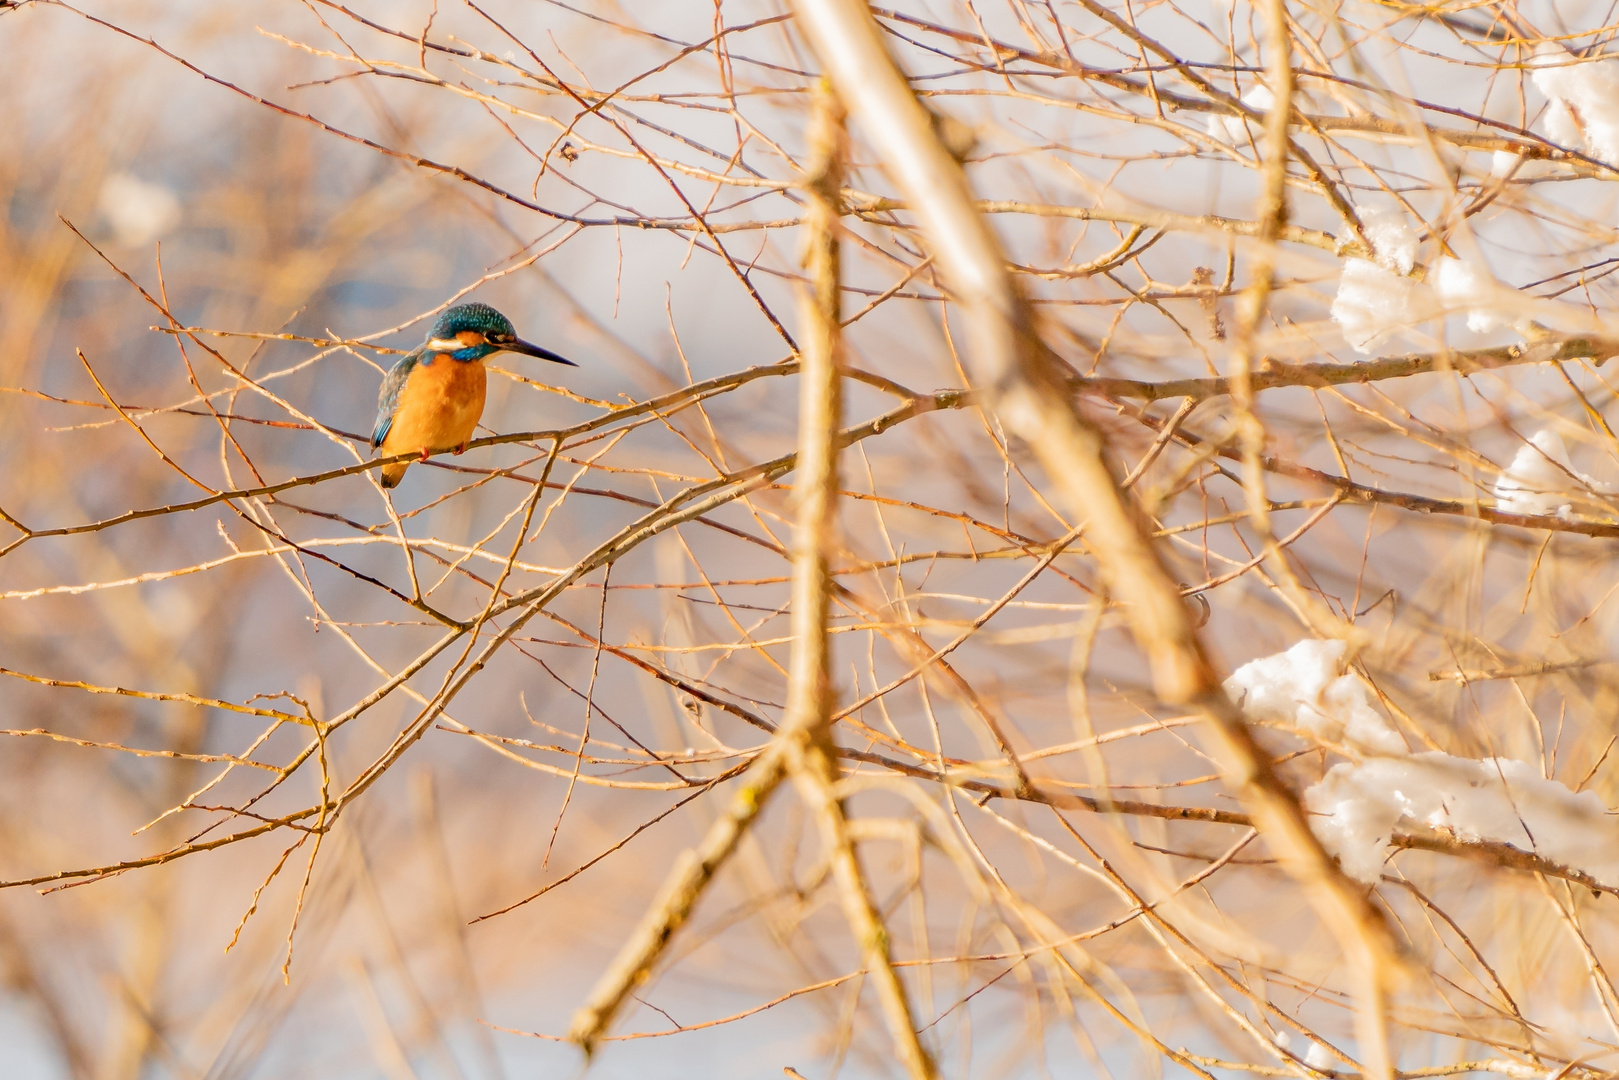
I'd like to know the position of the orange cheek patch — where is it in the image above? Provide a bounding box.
[456,330,486,347]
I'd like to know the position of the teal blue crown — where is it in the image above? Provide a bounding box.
[431,303,515,341]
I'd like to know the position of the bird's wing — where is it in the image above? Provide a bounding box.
[371,349,421,448]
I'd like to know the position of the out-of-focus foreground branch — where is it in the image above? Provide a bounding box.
[788,0,1403,1070]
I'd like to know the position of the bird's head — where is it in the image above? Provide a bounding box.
[422,302,577,366]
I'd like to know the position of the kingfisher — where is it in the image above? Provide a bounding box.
[371,302,575,488]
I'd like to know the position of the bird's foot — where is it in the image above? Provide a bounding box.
[455,441,468,455]
[419,448,431,462]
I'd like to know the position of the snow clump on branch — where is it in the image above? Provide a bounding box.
[1330,212,1532,351]
[1223,638,1405,755]
[1229,639,1619,887]
[1329,212,1423,354]
[1531,47,1619,166]
[1493,427,1616,516]
[1305,754,1619,885]
[1433,256,1517,335]
[1360,213,1417,276]
[1207,85,1274,144]
[1494,428,1580,515]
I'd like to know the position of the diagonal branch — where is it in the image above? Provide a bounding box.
[789,0,1407,1041]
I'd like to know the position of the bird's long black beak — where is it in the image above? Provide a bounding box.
[504,338,577,366]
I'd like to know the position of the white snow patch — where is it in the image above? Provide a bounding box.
[1361,210,1418,275]
[1544,98,1587,151]
[1331,227,1535,352]
[98,172,181,248]
[1330,257,1423,354]
[1492,428,1615,516]
[1489,148,1562,181]
[1305,752,1619,885]
[1433,256,1515,334]
[1329,212,1427,353]
[1495,428,1577,515]
[1224,639,1405,756]
[1208,85,1275,143]
[1303,1042,1336,1071]
[1531,48,1619,165]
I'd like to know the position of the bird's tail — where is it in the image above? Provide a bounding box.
[380,460,409,488]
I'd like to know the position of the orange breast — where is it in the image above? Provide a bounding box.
[380,356,488,457]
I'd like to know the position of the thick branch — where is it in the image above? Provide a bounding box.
[1078,338,1617,402]
[790,0,1407,1004]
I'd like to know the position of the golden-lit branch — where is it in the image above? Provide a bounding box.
[789,0,1406,1025]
